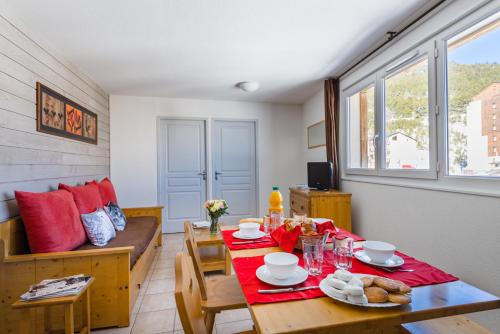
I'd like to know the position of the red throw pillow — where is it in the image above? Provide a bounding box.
[59,182,103,214]
[87,177,118,205]
[15,190,87,253]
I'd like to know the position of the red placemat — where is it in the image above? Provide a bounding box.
[347,249,459,287]
[222,229,278,250]
[233,250,458,305]
[232,252,332,304]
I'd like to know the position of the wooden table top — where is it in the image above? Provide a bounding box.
[12,277,94,309]
[220,226,500,334]
[192,227,225,246]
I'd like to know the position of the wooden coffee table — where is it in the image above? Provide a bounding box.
[12,277,94,334]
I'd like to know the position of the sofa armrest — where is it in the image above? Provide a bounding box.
[3,246,134,263]
[122,206,163,246]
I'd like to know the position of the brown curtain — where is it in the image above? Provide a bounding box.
[324,78,340,190]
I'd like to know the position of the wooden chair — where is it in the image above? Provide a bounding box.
[175,252,255,334]
[183,222,247,333]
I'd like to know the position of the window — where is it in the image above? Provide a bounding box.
[446,14,500,177]
[384,57,430,170]
[343,6,500,194]
[347,84,375,169]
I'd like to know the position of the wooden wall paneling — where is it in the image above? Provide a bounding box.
[0,146,110,166]
[0,127,109,157]
[0,93,110,143]
[0,174,108,220]
[0,34,109,119]
[0,15,108,108]
[0,9,110,224]
[0,165,109,183]
[0,102,110,144]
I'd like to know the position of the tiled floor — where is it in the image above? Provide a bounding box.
[94,233,254,334]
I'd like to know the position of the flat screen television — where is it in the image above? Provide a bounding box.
[307,162,334,190]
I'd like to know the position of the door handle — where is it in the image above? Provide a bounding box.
[215,171,223,180]
[198,171,207,180]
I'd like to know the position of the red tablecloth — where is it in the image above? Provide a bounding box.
[271,221,365,252]
[222,229,278,250]
[232,250,458,305]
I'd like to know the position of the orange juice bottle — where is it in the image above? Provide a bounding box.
[269,186,283,215]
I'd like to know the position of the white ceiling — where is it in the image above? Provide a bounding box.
[2,0,434,103]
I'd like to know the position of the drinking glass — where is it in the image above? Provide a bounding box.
[302,238,324,276]
[270,212,281,232]
[333,236,353,270]
[263,215,270,236]
[293,212,307,225]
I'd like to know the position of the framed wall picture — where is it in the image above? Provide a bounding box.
[37,82,98,144]
[307,120,326,149]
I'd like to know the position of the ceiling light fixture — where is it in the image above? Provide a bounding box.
[236,81,260,92]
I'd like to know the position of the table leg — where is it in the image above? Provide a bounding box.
[82,288,91,331]
[225,246,231,275]
[64,304,74,334]
[18,309,31,334]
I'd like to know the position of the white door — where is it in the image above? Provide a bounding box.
[159,119,207,233]
[212,120,257,225]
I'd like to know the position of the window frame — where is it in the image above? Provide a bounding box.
[341,3,500,197]
[440,10,500,180]
[344,75,378,176]
[343,41,438,179]
[378,41,438,179]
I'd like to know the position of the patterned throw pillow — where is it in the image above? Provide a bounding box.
[104,202,127,231]
[81,208,116,246]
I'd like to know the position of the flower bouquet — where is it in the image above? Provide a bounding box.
[204,199,229,235]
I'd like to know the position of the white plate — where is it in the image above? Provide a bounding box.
[354,250,405,268]
[232,230,266,240]
[320,274,402,308]
[256,265,308,286]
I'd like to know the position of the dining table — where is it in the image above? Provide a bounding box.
[192,225,232,275]
[216,225,500,334]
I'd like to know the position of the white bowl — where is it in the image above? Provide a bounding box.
[363,241,396,264]
[264,252,299,280]
[238,222,260,237]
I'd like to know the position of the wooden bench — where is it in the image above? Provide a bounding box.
[0,206,163,334]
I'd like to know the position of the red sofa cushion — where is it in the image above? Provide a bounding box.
[59,183,103,214]
[87,177,118,205]
[15,190,87,253]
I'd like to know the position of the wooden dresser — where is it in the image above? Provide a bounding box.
[289,187,352,232]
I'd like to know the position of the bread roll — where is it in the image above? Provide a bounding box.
[394,280,412,294]
[373,277,400,293]
[388,293,411,304]
[239,218,263,224]
[360,276,374,288]
[364,287,389,303]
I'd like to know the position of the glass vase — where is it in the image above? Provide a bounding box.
[209,216,220,235]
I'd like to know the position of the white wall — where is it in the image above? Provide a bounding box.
[0,10,109,221]
[110,95,303,217]
[301,0,500,329]
[302,89,327,179]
